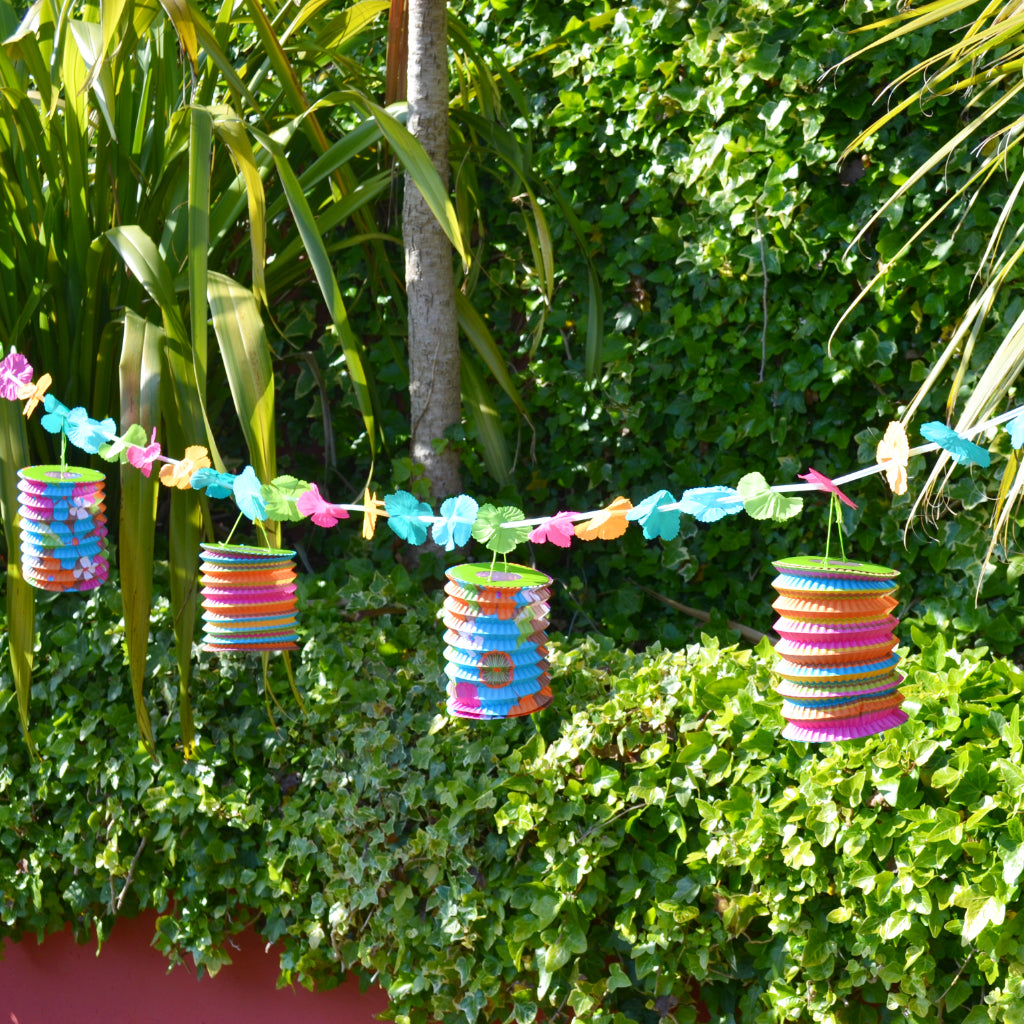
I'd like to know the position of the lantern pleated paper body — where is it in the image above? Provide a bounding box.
[443,563,553,719]
[17,466,109,592]
[200,543,299,652]
[771,556,907,742]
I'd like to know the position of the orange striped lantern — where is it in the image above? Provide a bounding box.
[771,556,907,742]
[200,543,299,652]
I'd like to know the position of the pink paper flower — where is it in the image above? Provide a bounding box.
[296,483,350,528]
[528,511,578,548]
[797,467,857,510]
[0,353,33,400]
[126,429,162,478]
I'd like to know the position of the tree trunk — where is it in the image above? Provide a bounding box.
[404,0,461,501]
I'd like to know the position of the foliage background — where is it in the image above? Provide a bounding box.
[2,569,1024,1024]
[3,1,1024,1023]
[268,0,1024,654]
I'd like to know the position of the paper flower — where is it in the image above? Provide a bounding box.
[575,496,633,541]
[65,408,116,454]
[127,430,162,477]
[432,494,478,551]
[737,472,803,521]
[17,373,51,417]
[67,496,94,521]
[73,556,97,583]
[159,445,211,488]
[262,475,311,522]
[626,489,680,541]
[678,486,744,523]
[296,482,350,528]
[528,510,578,548]
[1009,410,1024,451]
[471,504,531,554]
[798,467,857,510]
[362,487,386,540]
[233,466,267,521]
[100,423,148,463]
[876,421,909,496]
[39,393,72,435]
[190,467,236,499]
[0,353,33,399]
[920,422,990,468]
[385,490,433,545]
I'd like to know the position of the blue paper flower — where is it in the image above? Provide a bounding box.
[65,408,116,454]
[385,490,433,545]
[920,422,990,468]
[39,394,72,435]
[625,489,680,541]
[432,494,478,551]
[191,467,237,499]
[1008,410,1024,451]
[233,465,267,521]
[678,486,745,523]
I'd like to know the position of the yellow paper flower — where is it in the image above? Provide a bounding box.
[159,445,212,489]
[876,422,909,496]
[17,373,51,418]
[361,487,387,540]
[574,496,633,541]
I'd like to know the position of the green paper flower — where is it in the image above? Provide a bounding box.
[261,475,310,522]
[471,504,531,554]
[98,423,148,463]
[737,471,803,522]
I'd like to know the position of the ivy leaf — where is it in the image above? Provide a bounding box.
[262,475,310,522]
[233,465,267,521]
[626,489,679,540]
[471,504,531,554]
[957,890,1006,942]
[99,423,148,463]
[385,490,433,545]
[737,471,803,521]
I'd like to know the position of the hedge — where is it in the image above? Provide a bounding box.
[1,565,1023,1024]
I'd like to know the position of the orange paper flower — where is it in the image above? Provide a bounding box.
[362,487,387,540]
[159,445,211,489]
[17,373,51,418]
[574,496,633,542]
[876,422,909,496]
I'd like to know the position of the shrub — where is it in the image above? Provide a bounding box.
[1,567,1023,1023]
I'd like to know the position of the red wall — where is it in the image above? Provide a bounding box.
[0,913,389,1024]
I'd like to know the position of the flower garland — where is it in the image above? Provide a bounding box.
[1,349,1019,555]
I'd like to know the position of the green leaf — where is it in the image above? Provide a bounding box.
[206,272,277,542]
[117,312,161,754]
[0,397,35,754]
[958,890,1006,943]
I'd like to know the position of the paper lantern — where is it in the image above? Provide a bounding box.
[442,563,553,719]
[17,466,109,592]
[199,543,298,652]
[770,556,907,742]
